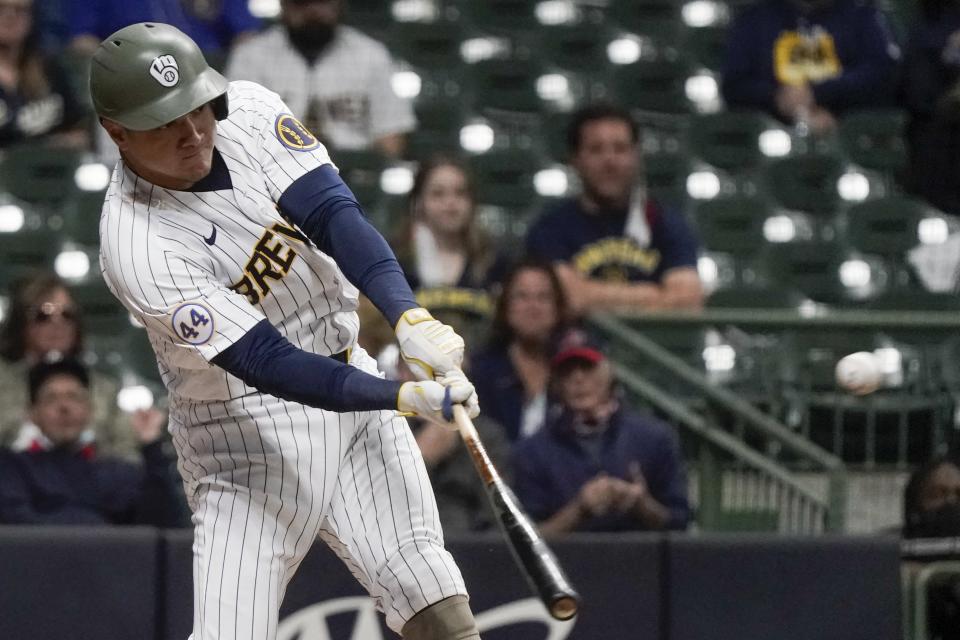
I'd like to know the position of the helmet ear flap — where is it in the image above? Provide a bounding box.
[212,93,229,121]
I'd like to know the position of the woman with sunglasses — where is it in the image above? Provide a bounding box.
[0,271,138,458]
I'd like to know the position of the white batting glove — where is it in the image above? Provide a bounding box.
[397,378,479,426]
[395,307,465,380]
[437,368,480,420]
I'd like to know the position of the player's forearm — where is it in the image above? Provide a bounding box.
[212,320,402,412]
[278,165,417,325]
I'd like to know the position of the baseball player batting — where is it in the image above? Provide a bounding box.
[90,22,482,640]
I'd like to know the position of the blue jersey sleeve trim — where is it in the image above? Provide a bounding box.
[277,165,417,325]
[211,319,402,412]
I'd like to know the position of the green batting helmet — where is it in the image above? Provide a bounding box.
[89,22,229,131]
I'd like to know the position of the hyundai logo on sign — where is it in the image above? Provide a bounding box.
[277,597,575,640]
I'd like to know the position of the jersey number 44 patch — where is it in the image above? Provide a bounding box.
[172,303,215,345]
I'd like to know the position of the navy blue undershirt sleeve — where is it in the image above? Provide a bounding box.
[278,164,417,326]
[211,320,402,412]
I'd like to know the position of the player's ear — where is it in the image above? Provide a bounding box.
[100,117,129,148]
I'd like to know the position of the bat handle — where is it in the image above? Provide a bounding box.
[452,404,478,439]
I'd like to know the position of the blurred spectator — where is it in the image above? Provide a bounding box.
[904,455,960,539]
[0,272,138,459]
[470,259,569,442]
[526,103,703,316]
[395,155,505,348]
[0,0,89,148]
[0,359,185,526]
[66,0,259,60]
[903,455,960,640]
[721,0,900,136]
[397,359,510,534]
[225,0,415,157]
[512,332,690,535]
[901,0,960,214]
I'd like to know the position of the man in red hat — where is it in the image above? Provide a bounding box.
[512,332,690,535]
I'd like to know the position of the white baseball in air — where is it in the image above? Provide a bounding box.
[835,351,882,395]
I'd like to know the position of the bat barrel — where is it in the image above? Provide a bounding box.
[453,406,581,621]
[495,480,581,620]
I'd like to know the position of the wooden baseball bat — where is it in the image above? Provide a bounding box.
[451,405,580,621]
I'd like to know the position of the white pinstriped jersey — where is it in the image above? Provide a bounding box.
[99,80,361,407]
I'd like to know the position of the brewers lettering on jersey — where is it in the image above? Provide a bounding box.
[90,22,481,640]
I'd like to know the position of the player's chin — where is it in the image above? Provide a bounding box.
[181,154,212,180]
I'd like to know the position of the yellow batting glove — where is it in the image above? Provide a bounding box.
[397,378,475,426]
[395,307,465,380]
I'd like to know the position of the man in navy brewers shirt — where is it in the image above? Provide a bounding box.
[526,103,703,316]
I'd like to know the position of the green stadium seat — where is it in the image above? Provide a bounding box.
[763,152,846,215]
[469,148,544,212]
[61,189,107,247]
[536,24,615,107]
[70,277,131,338]
[843,195,935,287]
[0,146,82,205]
[122,328,162,385]
[843,195,930,255]
[607,0,685,38]
[407,100,466,159]
[543,112,571,162]
[694,195,769,256]
[694,195,776,287]
[690,111,787,171]
[0,229,60,290]
[761,238,850,304]
[331,150,387,212]
[386,19,465,70]
[459,0,541,36]
[468,56,547,117]
[838,109,908,175]
[612,54,696,115]
[644,148,692,207]
[538,24,614,73]
[341,0,394,37]
[684,25,729,72]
